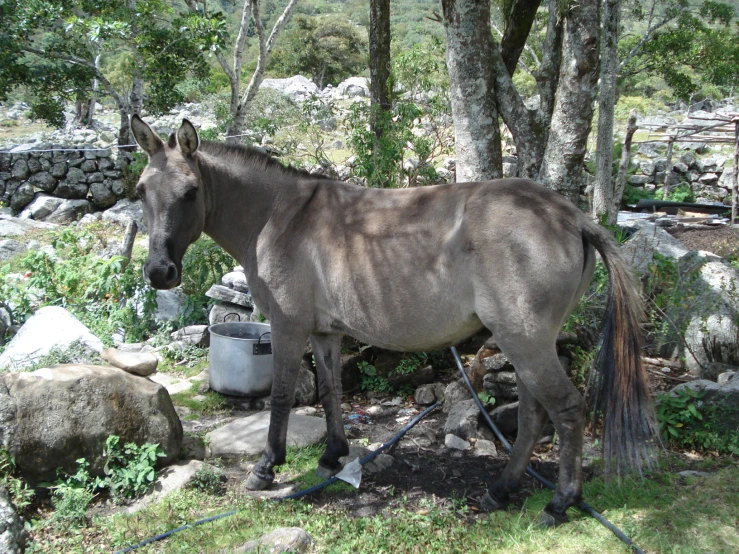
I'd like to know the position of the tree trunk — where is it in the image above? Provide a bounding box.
[540,0,600,202]
[593,0,621,224]
[369,0,391,139]
[441,0,502,182]
[612,109,638,212]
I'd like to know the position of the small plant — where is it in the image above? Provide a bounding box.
[656,387,706,441]
[102,435,166,501]
[477,391,496,408]
[0,448,35,512]
[187,465,226,496]
[656,183,695,203]
[42,458,100,527]
[358,361,393,394]
[394,352,429,376]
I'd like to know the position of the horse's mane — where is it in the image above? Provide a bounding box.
[199,140,331,181]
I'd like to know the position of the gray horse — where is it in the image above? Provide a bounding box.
[131,116,657,525]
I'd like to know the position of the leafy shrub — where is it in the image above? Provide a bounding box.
[655,183,695,203]
[187,465,226,496]
[101,435,165,501]
[358,361,393,394]
[622,183,656,206]
[0,448,35,512]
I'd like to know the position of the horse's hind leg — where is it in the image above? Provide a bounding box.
[310,333,350,478]
[495,339,585,526]
[483,376,548,510]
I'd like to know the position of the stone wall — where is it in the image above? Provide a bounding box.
[628,148,732,204]
[0,144,127,223]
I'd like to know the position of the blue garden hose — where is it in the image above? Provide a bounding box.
[115,346,646,554]
[113,401,442,553]
[450,346,646,554]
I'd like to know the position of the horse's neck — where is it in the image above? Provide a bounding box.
[199,155,294,264]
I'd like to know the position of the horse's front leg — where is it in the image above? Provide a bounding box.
[246,322,309,490]
[311,333,350,479]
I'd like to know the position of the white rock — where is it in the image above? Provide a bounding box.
[445,433,471,451]
[0,306,103,371]
[101,347,158,376]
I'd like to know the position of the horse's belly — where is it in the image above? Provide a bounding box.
[320,307,484,352]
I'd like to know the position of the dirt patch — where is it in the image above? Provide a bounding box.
[668,225,739,255]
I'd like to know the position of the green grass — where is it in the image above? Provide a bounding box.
[24,454,739,553]
[170,383,228,416]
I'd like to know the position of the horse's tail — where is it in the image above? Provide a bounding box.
[581,218,659,479]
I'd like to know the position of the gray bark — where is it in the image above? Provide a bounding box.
[732,120,738,224]
[593,0,621,224]
[369,0,391,138]
[441,0,502,182]
[539,0,600,202]
[612,109,638,212]
[227,0,299,142]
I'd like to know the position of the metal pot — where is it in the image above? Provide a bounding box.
[208,322,273,396]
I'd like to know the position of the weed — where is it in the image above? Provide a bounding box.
[656,387,706,441]
[101,435,166,501]
[0,448,35,512]
[655,182,695,203]
[187,465,226,496]
[357,361,393,394]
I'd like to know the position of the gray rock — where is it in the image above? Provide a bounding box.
[261,75,319,101]
[443,399,480,440]
[101,347,158,376]
[442,380,472,414]
[45,199,93,224]
[233,527,313,554]
[444,433,471,451]
[29,171,57,192]
[10,159,29,180]
[101,198,146,232]
[680,152,697,168]
[171,325,210,347]
[209,302,254,325]
[55,178,88,199]
[668,378,739,434]
[414,382,445,406]
[9,184,34,212]
[206,411,327,458]
[703,362,738,382]
[88,172,105,184]
[0,239,26,262]
[65,166,86,183]
[698,173,718,184]
[206,284,254,308]
[90,181,117,208]
[0,487,26,554]
[0,213,57,237]
[628,174,650,185]
[80,159,97,172]
[474,438,497,457]
[621,222,690,275]
[486,370,517,385]
[482,352,514,372]
[50,162,68,178]
[0,364,182,484]
[639,161,656,176]
[0,306,103,371]
[489,401,520,435]
[337,77,369,97]
[717,371,737,386]
[18,194,63,220]
[221,271,249,293]
[670,251,739,376]
[295,363,317,406]
[338,445,393,475]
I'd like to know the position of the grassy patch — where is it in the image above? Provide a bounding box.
[23,451,739,553]
[170,383,227,416]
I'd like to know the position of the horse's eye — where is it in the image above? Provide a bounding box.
[184,188,197,201]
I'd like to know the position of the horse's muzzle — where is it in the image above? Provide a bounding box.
[144,259,181,290]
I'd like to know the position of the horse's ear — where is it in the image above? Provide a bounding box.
[131,114,163,156]
[176,119,200,157]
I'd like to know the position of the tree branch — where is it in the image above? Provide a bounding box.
[499,0,542,76]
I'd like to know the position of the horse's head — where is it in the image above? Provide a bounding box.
[131,115,205,290]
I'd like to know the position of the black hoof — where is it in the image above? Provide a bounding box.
[480,491,508,511]
[245,471,273,490]
[538,509,569,528]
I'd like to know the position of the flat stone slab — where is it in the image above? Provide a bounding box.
[206,284,253,308]
[101,347,158,376]
[0,214,56,237]
[206,411,327,458]
[148,373,195,395]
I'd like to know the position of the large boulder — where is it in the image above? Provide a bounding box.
[0,364,182,485]
[621,222,690,275]
[336,77,369,97]
[102,198,146,232]
[261,75,318,102]
[664,251,739,376]
[0,306,103,371]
